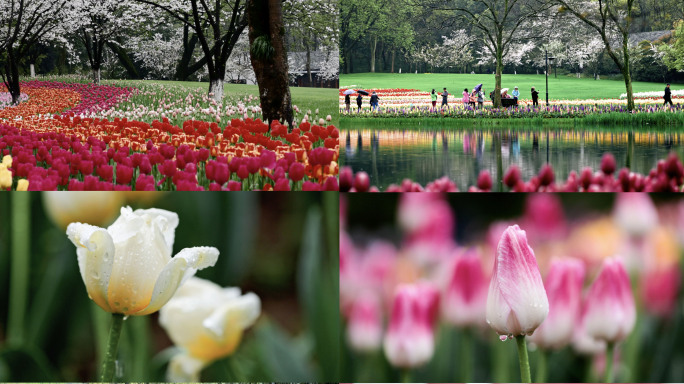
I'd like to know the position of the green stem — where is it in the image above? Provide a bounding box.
[401,368,412,383]
[461,328,473,382]
[536,349,548,383]
[101,313,125,382]
[516,335,532,383]
[605,342,615,383]
[8,193,30,346]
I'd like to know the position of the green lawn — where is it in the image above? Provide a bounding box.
[340,73,682,101]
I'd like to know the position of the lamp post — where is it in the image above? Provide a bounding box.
[545,49,556,106]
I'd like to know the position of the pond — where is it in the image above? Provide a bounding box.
[340,120,684,191]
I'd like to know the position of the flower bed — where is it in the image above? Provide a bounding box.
[0,81,339,190]
[339,88,684,117]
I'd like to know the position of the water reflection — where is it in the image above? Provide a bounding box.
[341,126,684,191]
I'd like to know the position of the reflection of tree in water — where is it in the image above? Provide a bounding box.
[339,127,684,190]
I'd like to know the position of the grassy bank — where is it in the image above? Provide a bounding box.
[340,110,684,127]
[340,73,683,101]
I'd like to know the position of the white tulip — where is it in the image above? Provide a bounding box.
[159,277,261,382]
[66,207,218,316]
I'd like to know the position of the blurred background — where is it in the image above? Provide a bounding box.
[0,192,339,382]
[341,193,684,383]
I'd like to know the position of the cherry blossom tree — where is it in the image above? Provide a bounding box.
[551,0,638,110]
[0,0,71,104]
[133,0,248,101]
[423,0,553,108]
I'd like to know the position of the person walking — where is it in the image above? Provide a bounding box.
[469,89,477,108]
[664,83,674,106]
[431,89,438,111]
[512,86,520,103]
[370,91,380,112]
[531,87,539,107]
[477,87,484,109]
[344,93,351,113]
[441,88,449,109]
[462,88,470,108]
[356,94,363,112]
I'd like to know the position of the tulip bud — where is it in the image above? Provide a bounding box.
[44,192,125,229]
[486,225,548,339]
[346,291,383,352]
[583,257,635,343]
[383,282,439,368]
[529,258,585,349]
[441,249,487,327]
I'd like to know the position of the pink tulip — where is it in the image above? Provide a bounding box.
[642,264,680,318]
[529,258,585,349]
[383,282,439,368]
[346,292,383,352]
[583,257,635,343]
[398,194,455,268]
[486,225,548,339]
[521,194,567,242]
[441,249,488,327]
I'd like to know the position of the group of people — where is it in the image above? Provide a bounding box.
[344,91,380,113]
[343,83,676,113]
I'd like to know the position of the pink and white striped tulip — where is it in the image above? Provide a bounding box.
[441,249,488,327]
[583,257,636,343]
[486,225,549,339]
[529,258,585,349]
[383,282,439,368]
[346,292,383,352]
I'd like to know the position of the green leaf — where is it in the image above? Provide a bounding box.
[0,346,58,381]
[255,319,314,380]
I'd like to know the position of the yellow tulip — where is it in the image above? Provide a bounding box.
[159,277,261,382]
[66,207,219,316]
[1,155,12,168]
[43,192,125,229]
[16,179,28,191]
[0,169,11,189]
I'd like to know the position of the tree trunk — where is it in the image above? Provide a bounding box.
[3,48,21,105]
[493,34,503,108]
[208,64,225,102]
[106,42,140,79]
[370,36,377,73]
[248,0,293,128]
[306,47,312,83]
[30,64,35,78]
[621,32,635,111]
[92,68,101,84]
[391,49,395,73]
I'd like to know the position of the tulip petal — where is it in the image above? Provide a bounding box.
[487,225,548,336]
[133,246,219,316]
[66,222,115,313]
[203,292,261,339]
[167,352,206,383]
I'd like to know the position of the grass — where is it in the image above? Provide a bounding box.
[339,73,683,101]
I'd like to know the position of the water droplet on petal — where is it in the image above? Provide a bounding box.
[500,335,508,341]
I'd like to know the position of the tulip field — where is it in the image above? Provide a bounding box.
[0,79,339,191]
[341,193,684,383]
[0,192,339,382]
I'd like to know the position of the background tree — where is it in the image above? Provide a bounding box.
[552,0,638,110]
[0,0,70,104]
[661,20,684,72]
[248,0,293,127]
[134,0,248,101]
[421,0,552,108]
